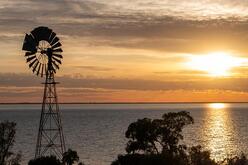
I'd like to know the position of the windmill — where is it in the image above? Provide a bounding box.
[22,26,66,159]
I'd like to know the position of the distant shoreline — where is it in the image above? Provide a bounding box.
[0,102,248,104]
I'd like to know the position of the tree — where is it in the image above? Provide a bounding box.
[125,111,193,155]
[62,149,79,165]
[189,145,217,165]
[224,153,248,165]
[112,111,198,165]
[160,111,194,154]
[125,118,160,154]
[0,121,19,165]
[28,155,61,165]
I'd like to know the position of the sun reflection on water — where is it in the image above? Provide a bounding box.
[203,103,237,161]
[208,103,227,109]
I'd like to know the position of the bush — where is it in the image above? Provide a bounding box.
[28,150,84,165]
[28,155,61,165]
[62,149,79,165]
[189,145,217,165]
[223,154,248,165]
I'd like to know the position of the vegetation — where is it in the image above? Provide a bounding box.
[224,154,248,165]
[111,111,248,165]
[28,149,83,165]
[62,149,80,165]
[125,111,193,155]
[0,121,21,165]
[28,155,61,165]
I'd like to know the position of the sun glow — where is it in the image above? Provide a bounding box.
[186,52,247,77]
[208,103,227,109]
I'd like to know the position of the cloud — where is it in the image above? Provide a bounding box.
[1,72,248,102]
[1,0,248,55]
[0,73,248,92]
[153,70,207,76]
[74,65,113,71]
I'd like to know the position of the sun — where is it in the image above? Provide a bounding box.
[186,52,246,77]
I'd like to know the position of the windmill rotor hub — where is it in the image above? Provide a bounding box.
[36,52,48,65]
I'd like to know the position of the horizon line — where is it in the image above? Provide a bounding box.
[0,102,248,104]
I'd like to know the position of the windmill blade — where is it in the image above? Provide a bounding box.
[41,64,44,77]
[52,48,63,53]
[32,61,39,72]
[52,42,62,49]
[22,34,37,52]
[40,28,52,41]
[52,57,62,64]
[36,63,41,76]
[49,32,56,43]
[31,28,41,41]
[26,55,36,62]
[52,61,59,70]
[25,51,35,57]
[29,59,38,68]
[53,53,63,59]
[50,36,59,46]
[31,26,52,41]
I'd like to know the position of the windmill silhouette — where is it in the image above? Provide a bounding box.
[22,26,66,159]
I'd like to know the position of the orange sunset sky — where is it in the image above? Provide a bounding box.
[1,0,248,103]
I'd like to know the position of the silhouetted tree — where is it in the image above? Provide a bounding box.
[160,111,194,155]
[62,149,79,165]
[28,155,61,165]
[112,111,228,165]
[189,145,217,165]
[112,111,194,165]
[0,121,21,165]
[125,111,193,155]
[111,153,189,165]
[125,118,160,154]
[223,153,248,165]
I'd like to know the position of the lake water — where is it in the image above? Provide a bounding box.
[0,103,248,165]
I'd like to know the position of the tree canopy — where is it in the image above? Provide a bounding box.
[112,111,220,165]
[62,149,79,165]
[125,111,194,155]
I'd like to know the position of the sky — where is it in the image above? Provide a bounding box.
[1,0,248,102]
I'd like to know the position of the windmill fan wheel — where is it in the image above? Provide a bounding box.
[22,26,63,77]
